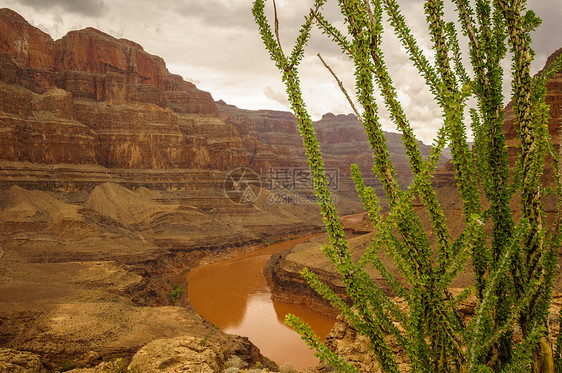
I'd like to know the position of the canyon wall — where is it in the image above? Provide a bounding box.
[0,7,448,204]
[0,9,318,369]
[0,8,245,181]
[217,101,451,201]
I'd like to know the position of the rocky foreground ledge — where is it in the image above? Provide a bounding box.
[1,336,278,373]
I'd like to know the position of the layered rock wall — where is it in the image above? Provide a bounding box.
[216,102,307,174]
[0,8,247,188]
[217,102,451,198]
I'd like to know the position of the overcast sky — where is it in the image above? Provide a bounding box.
[2,0,561,143]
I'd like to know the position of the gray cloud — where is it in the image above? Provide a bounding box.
[263,86,290,108]
[527,0,562,70]
[174,0,256,30]
[16,0,108,17]
[4,0,561,145]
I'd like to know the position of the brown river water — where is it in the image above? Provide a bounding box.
[187,213,365,369]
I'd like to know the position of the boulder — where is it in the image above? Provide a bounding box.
[128,337,225,372]
[0,349,47,373]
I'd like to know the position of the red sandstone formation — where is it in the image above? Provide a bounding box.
[0,8,215,112]
[314,112,443,189]
[0,7,241,177]
[0,9,54,71]
[0,6,447,191]
[216,102,306,174]
[217,102,450,198]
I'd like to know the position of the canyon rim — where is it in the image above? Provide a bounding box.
[0,8,453,372]
[2,5,561,372]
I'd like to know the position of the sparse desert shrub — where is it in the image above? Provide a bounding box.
[199,325,218,346]
[225,355,247,370]
[167,284,185,305]
[253,0,562,371]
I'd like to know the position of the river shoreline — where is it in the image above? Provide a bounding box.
[187,234,336,369]
[186,212,367,369]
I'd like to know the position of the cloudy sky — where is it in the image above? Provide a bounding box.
[2,0,561,143]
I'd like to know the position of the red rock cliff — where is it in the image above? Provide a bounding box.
[217,102,450,196]
[0,8,54,70]
[0,8,246,177]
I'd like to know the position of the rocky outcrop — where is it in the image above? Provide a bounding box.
[0,83,246,173]
[0,9,55,92]
[314,113,441,191]
[52,30,217,114]
[127,336,274,372]
[128,337,227,373]
[0,349,48,373]
[0,8,215,114]
[0,9,54,70]
[216,101,306,174]
[67,337,278,373]
[0,7,243,176]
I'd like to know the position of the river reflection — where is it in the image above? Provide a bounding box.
[187,235,336,368]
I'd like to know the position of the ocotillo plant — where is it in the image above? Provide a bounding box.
[253,0,562,372]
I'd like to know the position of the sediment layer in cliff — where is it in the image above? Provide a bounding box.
[0,8,248,180]
[217,102,451,192]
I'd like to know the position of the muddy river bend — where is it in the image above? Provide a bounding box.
[187,235,335,369]
[187,213,365,368]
